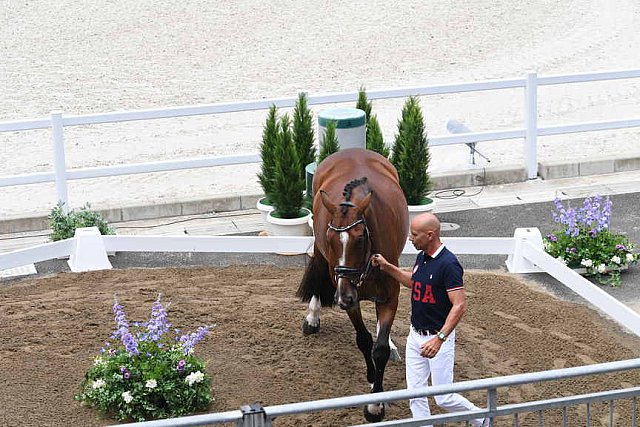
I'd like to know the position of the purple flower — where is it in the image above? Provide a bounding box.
[122,332,139,356]
[179,326,210,355]
[616,244,626,251]
[120,366,131,379]
[112,297,130,340]
[141,295,171,343]
[177,359,186,372]
[547,234,558,242]
[589,229,597,238]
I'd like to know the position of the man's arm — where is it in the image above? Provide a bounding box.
[370,254,412,288]
[419,289,467,358]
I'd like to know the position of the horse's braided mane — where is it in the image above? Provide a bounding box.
[340,177,368,215]
[342,177,368,201]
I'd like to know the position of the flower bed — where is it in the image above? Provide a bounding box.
[75,295,213,422]
[543,195,638,286]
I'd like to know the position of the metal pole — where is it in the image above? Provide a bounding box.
[524,72,538,179]
[51,111,69,212]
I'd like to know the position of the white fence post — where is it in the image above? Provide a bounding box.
[505,227,544,273]
[524,72,538,180]
[67,227,112,272]
[51,111,70,212]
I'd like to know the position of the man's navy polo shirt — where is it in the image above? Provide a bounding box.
[410,245,464,331]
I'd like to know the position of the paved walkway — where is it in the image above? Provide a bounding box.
[2,169,640,256]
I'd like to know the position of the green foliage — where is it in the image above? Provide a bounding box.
[366,115,389,158]
[356,86,372,124]
[271,114,306,219]
[257,105,280,202]
[48,202,115,241]
[390,96,431,205]
[75,296,213,422]
[318,120,340,163]
[357,87,389,158]
[543,196,638,286]
[292,92,316,177]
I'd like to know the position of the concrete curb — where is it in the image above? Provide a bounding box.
[2,155,639,234]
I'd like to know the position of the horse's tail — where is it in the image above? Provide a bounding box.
[297,250,335,307]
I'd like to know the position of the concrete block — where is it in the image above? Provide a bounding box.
[240,194,264,210]
[0,214,49,234]
[96,208,123,223]
[181,196,241,216]
[615,156,640,172]
[538,161,579,180]
[431,170,475,190]
[483,165,527,185]
[120,203,182,221]
[579,158,614,176]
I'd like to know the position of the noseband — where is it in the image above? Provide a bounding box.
[328,202,375,288]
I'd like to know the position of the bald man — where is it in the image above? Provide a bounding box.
[371,213,487,427]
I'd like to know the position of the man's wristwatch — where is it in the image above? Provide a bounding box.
[437,331,448,342]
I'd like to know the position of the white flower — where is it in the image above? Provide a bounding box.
[92,379,106,389]
[580,259,593,267]
[596,263,607,274]
[611,255,621,265]
[185,371,205,386]
[145,379,157,389]
[556,257,567,265]
[122,391,133,403]
[626,253,635,263]
[93,357,106,367]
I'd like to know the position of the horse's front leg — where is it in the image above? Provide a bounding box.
[346,305,375,385]
[362,300,399,422]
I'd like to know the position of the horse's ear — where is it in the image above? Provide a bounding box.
[320,190,337,215]
[356,191,373,215]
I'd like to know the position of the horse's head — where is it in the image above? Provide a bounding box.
[320,179,373,311]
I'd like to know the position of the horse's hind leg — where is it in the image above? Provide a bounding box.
[303,295,321,335]
[377,320,401,362]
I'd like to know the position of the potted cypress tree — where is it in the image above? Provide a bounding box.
[266,114,312,236]
[317,119,340,163]
[293,92,317,211]
[390,96,435,222]
[356,87,389,158]
[256,105,279,229]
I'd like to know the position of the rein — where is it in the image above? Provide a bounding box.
[328,215,375,289]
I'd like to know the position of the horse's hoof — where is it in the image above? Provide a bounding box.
[302,319,320,335]
[389,348,402,362]
[363,403,385,423]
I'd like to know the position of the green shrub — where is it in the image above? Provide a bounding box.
[390,96,431,205]
[271,114,306,219]
[75,296,213,422]
[48,202,114,241]
[257,105,280,203]
[292,92,316,179]
[357,87,389,158]
[318,120,340,163]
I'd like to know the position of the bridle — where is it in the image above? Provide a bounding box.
[328,201,376,288]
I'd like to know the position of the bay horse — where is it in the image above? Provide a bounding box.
[297,148,408,422]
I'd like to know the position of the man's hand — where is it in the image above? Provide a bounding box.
[419,337,443,358]
[370,253,389,271]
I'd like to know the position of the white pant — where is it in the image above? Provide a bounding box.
[406,327,484,427]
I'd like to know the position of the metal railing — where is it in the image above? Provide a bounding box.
[2,69,640,211]
[110,358,640,427]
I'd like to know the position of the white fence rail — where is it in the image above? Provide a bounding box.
[2,69,640,211]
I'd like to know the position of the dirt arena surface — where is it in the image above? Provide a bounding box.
[1,266,639,426]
